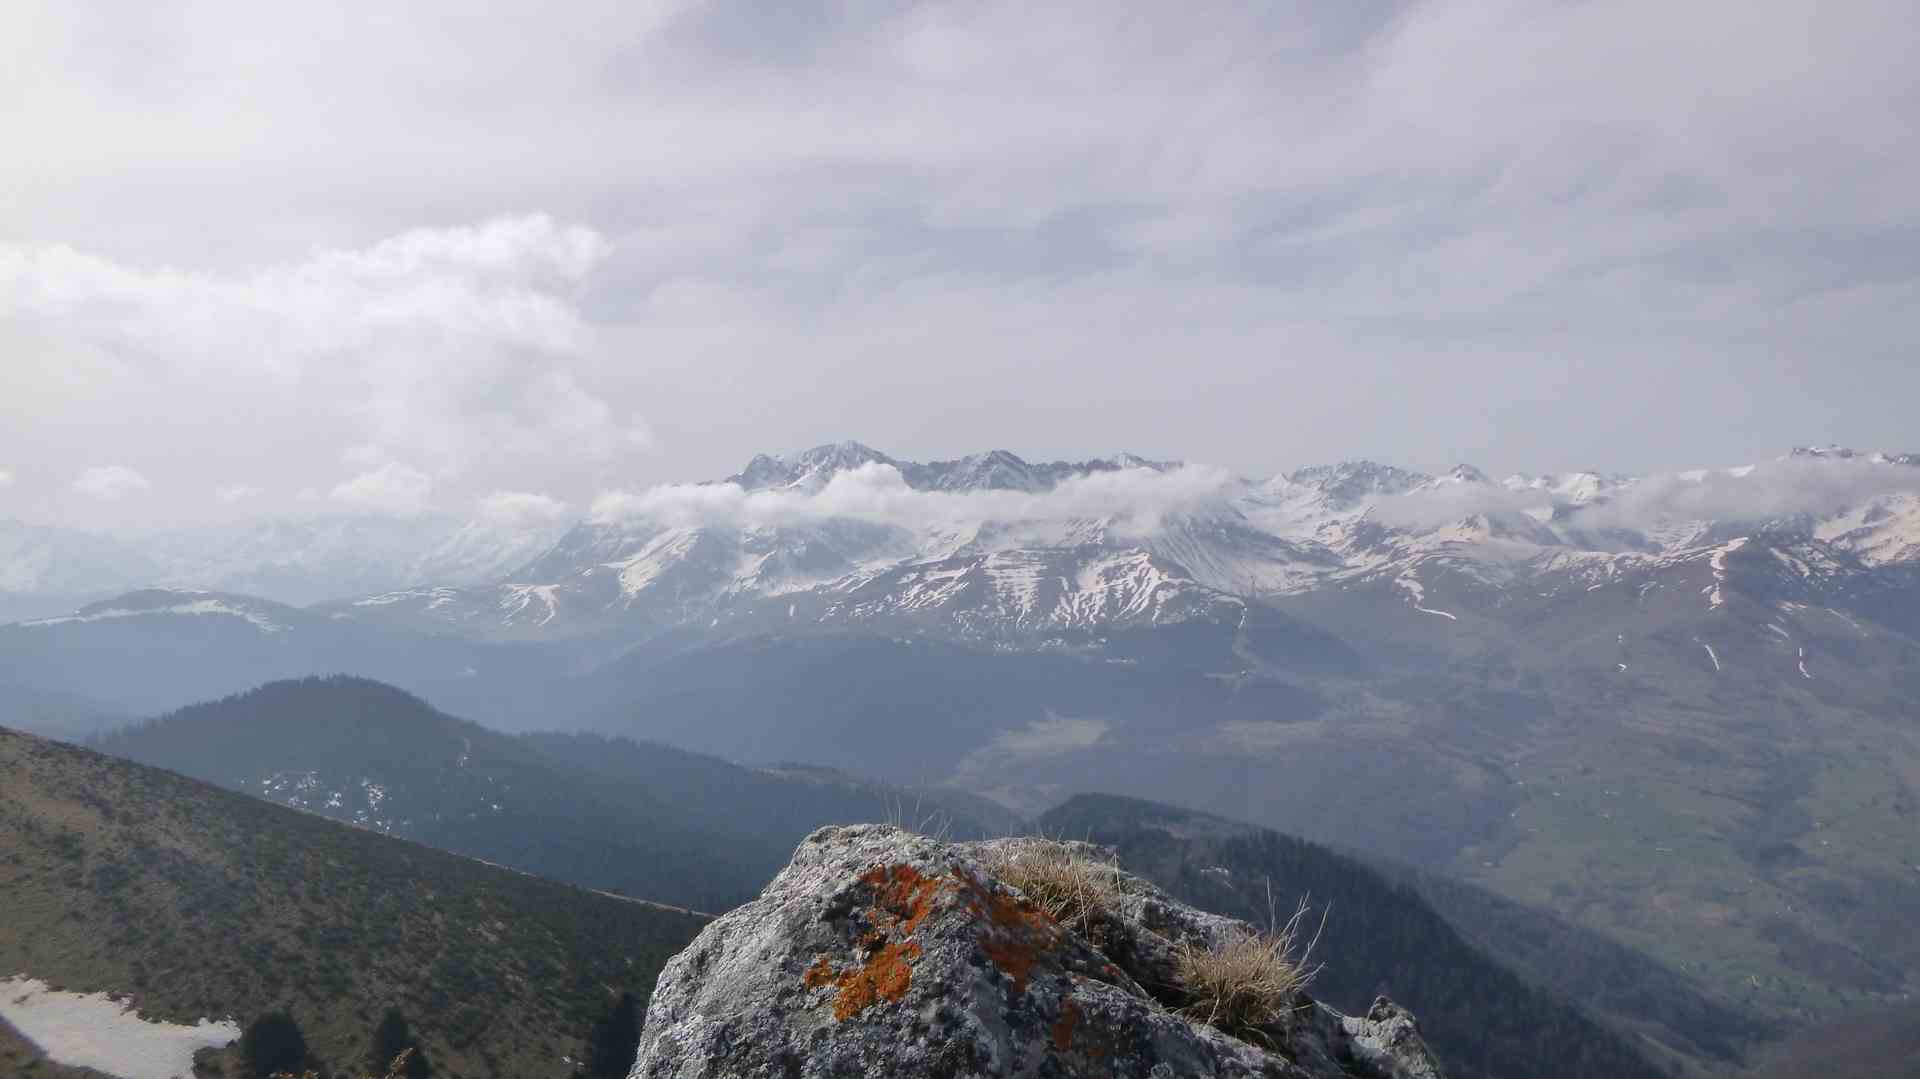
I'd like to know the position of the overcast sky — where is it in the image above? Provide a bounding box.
[3,0,1916,528]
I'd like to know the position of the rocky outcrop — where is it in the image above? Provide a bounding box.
[632,825,1443,1078]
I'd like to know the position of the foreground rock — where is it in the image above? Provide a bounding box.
[633,825,1443,1078]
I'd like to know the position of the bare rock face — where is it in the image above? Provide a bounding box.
[632,825,1444,1079]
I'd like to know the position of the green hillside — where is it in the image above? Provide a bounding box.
[0,724,705,1078]
[94,677,768,913]
[92,677,1017,914]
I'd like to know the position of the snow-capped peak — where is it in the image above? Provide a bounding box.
[1789,444,1920,467]
[730,441,900,493]
[1278,461,1432,508]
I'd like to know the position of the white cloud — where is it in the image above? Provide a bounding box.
[1371,456,1920,531]
[591,461,1235,536]
[476,490,573,526]
[1578,458,1920,530]
[72,465,151,501]
[2,0,1917,526]
[0,215,639,520]
[330,463,434,516]
[0,469,12,488]
[214,484,263,504]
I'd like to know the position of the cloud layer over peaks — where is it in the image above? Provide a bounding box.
[591,462,1237,536]
[1370,456,1920,531]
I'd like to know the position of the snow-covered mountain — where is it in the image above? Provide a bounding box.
[300,441,1920,651]
[10,440,1919,654]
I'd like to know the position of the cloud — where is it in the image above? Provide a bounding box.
[1,215,642,520]
[214,484,263,504]
[591,461,1236,535]
[0,469,12,488]
[476,490,573,526]
[1368,483,1550,529]
[1369,455,1920,531]
[72,465,152,501]
[3,0,1918,527]
[1576,458,1920,531]
[330,463,434,515]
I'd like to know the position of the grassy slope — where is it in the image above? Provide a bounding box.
[0,725,705,1079]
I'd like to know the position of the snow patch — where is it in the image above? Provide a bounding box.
[1394,572,1458,621]
[0,976,239,1079]
[1704,537,1748,610]
[989,714,1107,755]
[25,598,285,634]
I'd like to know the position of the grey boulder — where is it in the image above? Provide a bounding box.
[632,825,1444,1079]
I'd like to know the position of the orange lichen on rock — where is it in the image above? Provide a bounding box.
[803,955,835,989]
[805,864,949,1021]
[859,863,944,933]
[966,873,1062,994]
[829,938,923,1020]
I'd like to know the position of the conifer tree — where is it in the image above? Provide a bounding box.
[241,1010,309,1079]
[585,991,640,1079]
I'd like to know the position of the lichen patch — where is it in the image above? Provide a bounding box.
[806,863,946,1020]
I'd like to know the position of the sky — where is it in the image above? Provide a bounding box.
[2,0,1916,528]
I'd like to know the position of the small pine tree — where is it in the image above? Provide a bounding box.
[370,1007,431,1078]
[585,991,640,1079]
[241,1010,309,1079]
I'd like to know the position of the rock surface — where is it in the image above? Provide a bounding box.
[632,825,1444,1079]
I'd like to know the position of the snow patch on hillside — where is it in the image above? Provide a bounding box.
[1395,572,1457,621]
[0,975,239,1079]
[25,597,285,633]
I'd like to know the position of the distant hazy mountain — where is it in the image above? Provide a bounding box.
[94,676,1017,910]
[0,589,562,718]
[0,722,704,1077]
[0,510,569,610]
[95,677,772,911]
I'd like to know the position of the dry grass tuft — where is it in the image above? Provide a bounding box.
[881,796,955,843]
[981,838,1128,940]
[1175,897,1325,1043]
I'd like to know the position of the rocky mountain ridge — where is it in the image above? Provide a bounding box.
[8,442,1917,653]
[300,441,1920,651]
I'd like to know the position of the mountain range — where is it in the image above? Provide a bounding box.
[9,442,1916,642]
[5,440,1920,1053]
